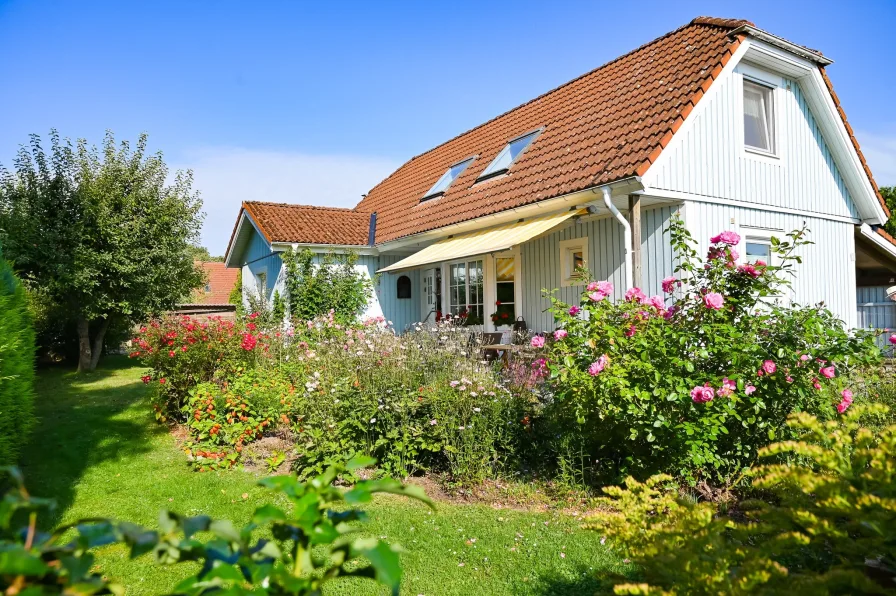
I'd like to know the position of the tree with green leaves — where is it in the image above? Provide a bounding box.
[882,186,896,238]
[0,130,204,372]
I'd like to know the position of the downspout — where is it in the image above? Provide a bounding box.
[593,185,633,288]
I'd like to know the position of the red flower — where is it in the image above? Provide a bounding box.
[168,350,176,357]
[495,300,502,306]
[159,378,167,384]
[141,375,151,384]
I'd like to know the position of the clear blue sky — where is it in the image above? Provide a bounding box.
[1,0,894,254]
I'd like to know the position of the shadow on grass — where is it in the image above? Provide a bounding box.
[18,356,162,525]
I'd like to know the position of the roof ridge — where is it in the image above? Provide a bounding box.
[244,201,368,213]
[356,17,749,210]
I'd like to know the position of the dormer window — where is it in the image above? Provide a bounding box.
[743,80,775,154]
[421,157,475,201]
[477,129,541,181]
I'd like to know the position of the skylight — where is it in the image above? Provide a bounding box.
[477,129,541,181]
[421,157,475,200]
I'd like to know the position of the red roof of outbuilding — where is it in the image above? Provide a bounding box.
[186,261,239,305]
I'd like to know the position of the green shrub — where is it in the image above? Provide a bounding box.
[586,405,896,595]
[0,459,430,594]
[0,252,35,465]
[541,219,880,484]
[281,248,373,323]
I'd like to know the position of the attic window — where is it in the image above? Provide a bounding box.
[421,157,475,201]
[743,80,775,154]
[477,129,541,181]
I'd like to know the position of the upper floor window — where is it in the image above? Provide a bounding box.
[421,157,475,201]
[477,129,541,181]
[743,80,775,154]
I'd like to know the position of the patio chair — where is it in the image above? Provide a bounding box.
[480,332,504,362]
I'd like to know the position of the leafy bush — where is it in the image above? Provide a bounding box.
[542,219,880,484]
[281,248,373,323]
[586,405,896,595]
[0,253,35,465]
[0,459,431,595]
[132,315,265,421]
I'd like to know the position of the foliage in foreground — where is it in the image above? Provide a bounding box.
[0,130,204,371]
[587,405,896,595]
[0,251,35,466]
[0,458,431,595]
[543,218,880,484]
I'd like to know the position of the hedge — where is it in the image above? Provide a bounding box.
[0,251,35,465]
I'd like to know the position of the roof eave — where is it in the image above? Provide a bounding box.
[729,24,833,65]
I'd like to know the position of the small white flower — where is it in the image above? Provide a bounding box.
[370,418,376,424]
[473,407,481,412]
[429,419,438,425]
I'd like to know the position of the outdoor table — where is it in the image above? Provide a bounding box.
[481,343,521,366]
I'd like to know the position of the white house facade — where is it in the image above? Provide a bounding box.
[225,17,896,334]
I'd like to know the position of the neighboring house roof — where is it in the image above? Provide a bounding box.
[242,202,371,246]
[225,15,888,260]
[183,261,239,306]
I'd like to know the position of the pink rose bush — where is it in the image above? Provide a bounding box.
[538,217,880,483]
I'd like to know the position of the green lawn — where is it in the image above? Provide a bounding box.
[19,357,625,595]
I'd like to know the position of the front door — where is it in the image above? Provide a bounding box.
[420,267,442,324]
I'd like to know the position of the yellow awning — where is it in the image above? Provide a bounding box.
[378,209,582,273]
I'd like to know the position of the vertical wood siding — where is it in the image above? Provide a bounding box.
[242,228,281,300]
[376,256,421,332]
[641,205,680,297]
[684,201,857,326]
[644,67,859,220]
[520,217,626,331]
[856,286,895,347]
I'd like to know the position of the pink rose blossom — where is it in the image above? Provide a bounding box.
[703,292,724,310]
[889,334,896,345]
[710,230,741,246]
[588,354,609,376]
[589,291,605,302]
[690,383,715,403]
[586,281,600,291]
[762,360,777,375]
[737,263,760,278]
[800,354,810,361]
[745,385,756,395]
[820,366,836,379]
[718,378,736,397]
[661,276,678,293]
[837,389,853,414]
[625,325,636,337]
[646,295,665,310]
[812,378,822,390]
[530,336,546,348]
[755,259,767,267]
[568,305,581,316]
[597,281,614,295]
[554,329,568,340]
[786,375,793,383]
[625,287,646,302]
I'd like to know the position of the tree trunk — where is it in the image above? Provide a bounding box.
[77,317,92,373]
[89,318,110,371]
[76,317,110,372]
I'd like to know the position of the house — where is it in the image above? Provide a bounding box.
[174,261,239,318]
[225,16,896,334]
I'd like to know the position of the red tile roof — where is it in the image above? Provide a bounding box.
[187,261,239,305]
[231,16,884,249]
[354,16,751,243]
[243,202,371,246]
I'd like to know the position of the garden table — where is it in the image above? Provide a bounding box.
[481,343,521,366]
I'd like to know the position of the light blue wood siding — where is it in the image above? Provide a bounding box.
[376,256,420,332]
[856,286,895,347]
[520,217,626,331]
[641,205,680,297]
[684,201,857,326]
[240,225,281,301]
[644,67,860,220]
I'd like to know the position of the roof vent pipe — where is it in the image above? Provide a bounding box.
[595,185,633,289]
[368,212,377,246]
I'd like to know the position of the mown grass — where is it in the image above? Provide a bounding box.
[19,357,625,595]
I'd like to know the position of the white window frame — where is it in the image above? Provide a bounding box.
[559,236,589,287]
[742,78,776,156]
[447,258,485,326]
[738,227,790,305]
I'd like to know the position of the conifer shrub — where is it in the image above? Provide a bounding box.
[0,251,35,465]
